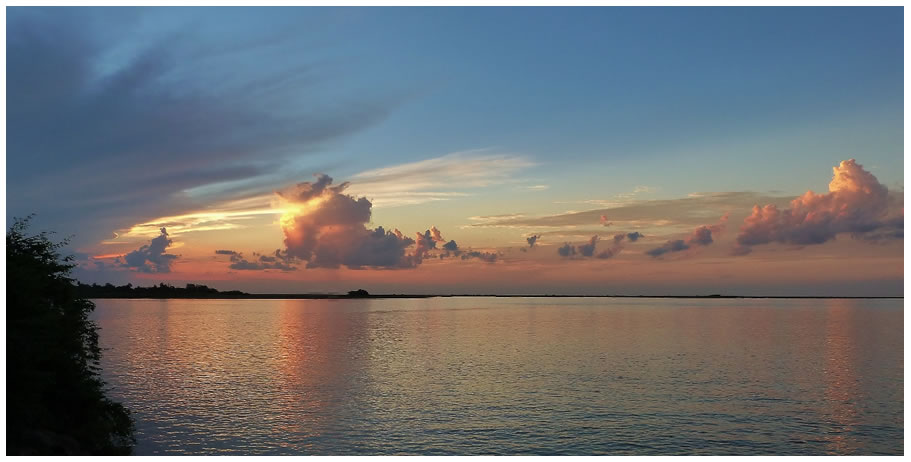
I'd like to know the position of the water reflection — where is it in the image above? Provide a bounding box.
[91,297,903,455]
[820,300,864,454]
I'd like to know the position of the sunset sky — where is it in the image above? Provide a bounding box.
[7,7,904,296]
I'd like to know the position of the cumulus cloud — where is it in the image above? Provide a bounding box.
[646,215,728,258]
[280,174,469,269]
[277,174,341,203]
[460,250,498,263]
[735,159,900,254]
[558,232,639,260]
[216,249,297,271]
[119,227,178,273]
[429,226,445,242]
[413,229,438,262]
[526,234,541,248]
[645,239,691,258]
[577,236,599,257]
[432,229,498,263]
[557,243,576,257]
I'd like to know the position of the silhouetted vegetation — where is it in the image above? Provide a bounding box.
[76,282,248,299]
[347,289,370,297]
[7,217,135,455]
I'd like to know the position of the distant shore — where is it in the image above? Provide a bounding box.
[85,294,902,300]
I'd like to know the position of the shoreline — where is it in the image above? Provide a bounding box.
[86,294,904,300]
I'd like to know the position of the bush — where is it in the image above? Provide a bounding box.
[6,216,135,455]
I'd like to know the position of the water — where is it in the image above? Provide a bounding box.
[91,297,903,455]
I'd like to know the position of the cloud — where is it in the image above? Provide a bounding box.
[460,250,498,263]
[7,10,398,247]
[646,215,728,258]
[600,214,612,227]
[645,239,690,258]
[735,159,901,253]
[216,249,297,271]
[625,231,643,242]
[118,228,178,273]
[277,174,341,203]
[278,174,436,269]
[346,149,536,207]
[429,226,445,242]
[526,234,540,248]
[557,243,576,257]
[557,233,632,260]
[413,229,438,262]
[577,235,599,257]
[468,191,792,231]
[430,229,498,263]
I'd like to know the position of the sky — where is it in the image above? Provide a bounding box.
[6,7,904,296]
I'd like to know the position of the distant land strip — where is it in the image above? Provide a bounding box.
[76,283,902,300]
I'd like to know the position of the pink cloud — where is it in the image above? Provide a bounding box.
[734,159,899,254]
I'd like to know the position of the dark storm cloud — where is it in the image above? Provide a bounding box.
[7,9,399,246]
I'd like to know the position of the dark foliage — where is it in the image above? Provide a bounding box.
[7,216,135,455]
[76,282,248,299]
[347,289,370,297]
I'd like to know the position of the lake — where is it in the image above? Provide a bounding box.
[91,297,903,455]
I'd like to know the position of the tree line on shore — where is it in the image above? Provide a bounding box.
[76,282,248,299]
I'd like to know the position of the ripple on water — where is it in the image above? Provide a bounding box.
[91,297,903,455]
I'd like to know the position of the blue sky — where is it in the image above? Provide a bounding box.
[6,7,904,294]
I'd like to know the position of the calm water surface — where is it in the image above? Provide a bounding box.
[92,297,903,455]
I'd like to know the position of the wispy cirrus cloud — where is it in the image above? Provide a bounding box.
[346,149,536,207]
[110,151,536,242]
[7,9,400,247]
[468,192,791,232]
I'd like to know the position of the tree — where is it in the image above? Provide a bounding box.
[7,216,135,455]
